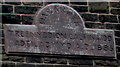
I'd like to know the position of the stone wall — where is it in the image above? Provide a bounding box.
[0,0,120,67]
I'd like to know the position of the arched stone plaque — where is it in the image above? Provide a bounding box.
[4,4,116,59]
[34,4,85,31]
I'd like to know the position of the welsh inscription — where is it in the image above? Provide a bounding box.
[4,4,116,58]
[4,24,116,57]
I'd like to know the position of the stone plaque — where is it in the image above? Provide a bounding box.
[4,4,116,58]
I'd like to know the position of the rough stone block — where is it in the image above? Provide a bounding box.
[105,23,120,30]
[8,56,25,62]
[117,47,120,52]
[81,13,98,21]
[115,38,120,45]
[0,29,3,37]
[44,57,67,64]
[2,14,21,24]
[0,23,2,29]
[4,0,21,5]
[21,15,33,24]
[15,5,41,14]
[69,59,93,65]
[95,60,118,66]
[89,2,109,13]
[36,64,53,67]
[2,54,9,61]
[23,1,43,6]
[85,22,105,29]
[1,5,13,13]
[70,2,87,5]
[58,65,78,67]
[0,37,3,44]
[115,31,120,37]
[16,63,35,67]
[110,2,120,8]
[111,8,120,15]
[71,5,88,12]
[26,57,43,63]
[99,15,118,23]
[43,0,69,5]
[117,53,120,59]
[118,16,120,23]
[114,24,120,30]
[1,62,15,67]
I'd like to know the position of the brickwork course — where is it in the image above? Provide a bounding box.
[0,0,120,67]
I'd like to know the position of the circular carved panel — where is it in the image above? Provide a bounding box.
[33,4,85,32]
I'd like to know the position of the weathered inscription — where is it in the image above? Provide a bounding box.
[4,4,116,58]
[4,24,116,57]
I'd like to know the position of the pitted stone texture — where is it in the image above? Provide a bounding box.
[34,4,85,31]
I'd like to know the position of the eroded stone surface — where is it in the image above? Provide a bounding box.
[3,4,116,58]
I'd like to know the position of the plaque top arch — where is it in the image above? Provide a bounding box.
[33,4,85,31]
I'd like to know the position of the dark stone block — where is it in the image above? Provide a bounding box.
[71,5,88,12]
[105,23,120,30]
[118,16,120,23]
[4,0,21,5]
[105,23,114,29]
[95,60,118,66]
[36,64,53,67]
[16,63,35,67]
[0,29,3,37]
[85,22,105,29]
[0,46,5,54]
[85,22,94,28]
[5,2,21,5]
[54,65,78,67]
[89,2,109,13]
[15,6,41,14]
[0,37,4,44]
[26,57,43,63]
[2,54,9,61]
[21,15,33,24]
[36,65,79,67]
[1,46,5,54]
[0,5,1,13]
[110,2,120,8]
[115,38,120,45]
[0,23,2,29]
[44,2,69,6]
[93,23,105,29]
[0,62,2,67]
[2,14,21,24]
[81,13,98,21]
[78,66,94,67]
[44,57,67,64]
[0,46,2,54]
[8,56,25,62]
[23,2,43,6]
[117,53,120,59]
[70,2,87,5]
[69,59,93,65]
[0,14,2,23]
[44,0,69,5]
[1,5,13,13]
[23,2,43,5]
[115,31,120,37]
[117,47,120,52]
[1,62,15,67]
[114,24,120,30]
[111,8,120,15]
[99,15,118,23]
